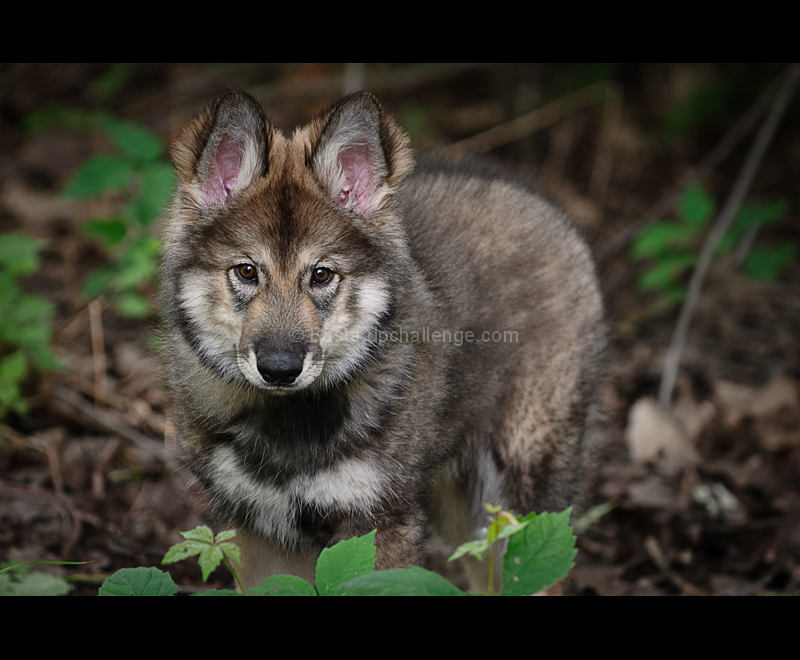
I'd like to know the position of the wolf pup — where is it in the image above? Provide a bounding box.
[161,90,605,590]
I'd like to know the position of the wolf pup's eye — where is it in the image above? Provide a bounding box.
[311,267,334,286]
[234,263,258,283]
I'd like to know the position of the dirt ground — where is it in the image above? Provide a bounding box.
[1,63,799,595]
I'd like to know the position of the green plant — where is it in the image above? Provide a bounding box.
[0,560,87,596]
[631,182,795,308]
[0,232,63,419]
[99,505,577,596]
[59,112,174,318]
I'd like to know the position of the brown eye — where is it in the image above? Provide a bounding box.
[234,263,258,283]
[311,267,334,286]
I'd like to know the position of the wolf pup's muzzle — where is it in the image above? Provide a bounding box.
[254,340,307,385]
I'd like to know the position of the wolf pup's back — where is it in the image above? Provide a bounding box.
[161,90,605,590]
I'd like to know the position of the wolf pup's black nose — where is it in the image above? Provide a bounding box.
[257,352,304,385]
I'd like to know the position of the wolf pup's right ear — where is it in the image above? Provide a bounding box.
[308,92,413,219]
[170,90,269,210]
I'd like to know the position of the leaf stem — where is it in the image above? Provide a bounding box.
[487,540,498,596]
[225,556,249,596]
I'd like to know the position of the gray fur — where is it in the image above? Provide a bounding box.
[160,91,606,590]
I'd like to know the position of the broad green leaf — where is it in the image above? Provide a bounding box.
[647,284,688,312]
[130,161,176,225]
[63,153,134,198]
[0,231,47,276]
[16,293,56,321]
[80,265,115,299]
[91,64,133,101]
[215,530,238,543]
[0,570,72,596]
[631,222,697,259]
[336,566,465,596]
[98,567,177,596]
[113,292,152,319]
[744,242,798,280]
[111,237,160,291]
[251,574,318,596]
[637,254,697,291]
[82,217,128,247]
[315,530,377,596]
[101,118,163,162]
[0,351,27,383]
[501,508,577,596]
[679,183,716,228]
[735,199,789,230]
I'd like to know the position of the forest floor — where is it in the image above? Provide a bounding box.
[1,63,799,595]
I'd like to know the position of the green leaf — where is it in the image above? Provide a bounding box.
[217,542,241,566]
[0,560,88,577]
[162,525,241,582]
[0,351,27,384]
[315,530,377,596]
[735,199,789,230]
[111,237,160,291]
[631,222,698,259]
[198,545,224,581]
[679,183,716,228]
[572,500,616,535]
[336,566,465,596]
[251,575,318,596]
[501,508,577,595]
[744,242,798,280]
[0,570,72,596]
[98,567,177,596]
[101,118,163,162]
[636,254,696,291]
[449,538,491,562]
[715,227,741,258]
[162,539,206,564]
[0,232,47,277]
[80,265,116,299]
[82,217,128,247]
[63,154,134,198]
[130,161,176,225]
[112,292,153,319]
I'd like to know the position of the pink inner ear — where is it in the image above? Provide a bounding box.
[336,145,377,213]
[202,136,243,206]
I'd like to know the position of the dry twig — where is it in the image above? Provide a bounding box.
[658,63,800,411]
[51,385,170,466]
[448,82,607,154]
[598,74,779,263]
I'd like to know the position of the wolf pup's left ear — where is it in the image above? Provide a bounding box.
[171,90,269,209]
[309,92,413,218]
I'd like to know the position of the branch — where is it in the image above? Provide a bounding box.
[658,63,800,411]
[599,73,777,263]
[447,82,607,154]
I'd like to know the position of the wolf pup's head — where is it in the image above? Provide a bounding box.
[161,91,415,394]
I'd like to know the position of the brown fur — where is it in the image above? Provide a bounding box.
[160,91,606,590]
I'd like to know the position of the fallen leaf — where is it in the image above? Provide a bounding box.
[625,397,700,474]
